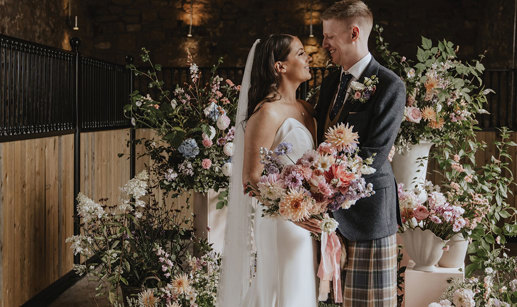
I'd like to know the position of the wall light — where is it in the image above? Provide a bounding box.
[187,0,193,38]
[309,1,314,38]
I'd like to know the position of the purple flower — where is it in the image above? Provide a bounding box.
[274,142,293,156]
[284,172,304,189]
[264,163,280,174]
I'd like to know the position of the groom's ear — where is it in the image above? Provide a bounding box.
[274,61,287,74]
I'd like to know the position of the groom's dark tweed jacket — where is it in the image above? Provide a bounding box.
[315,57,405,241]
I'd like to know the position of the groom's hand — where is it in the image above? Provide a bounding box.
[294,218,322,234]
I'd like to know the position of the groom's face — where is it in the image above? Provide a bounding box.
[322,18,354,68]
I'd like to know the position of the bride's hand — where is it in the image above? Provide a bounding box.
[294,218,322,235]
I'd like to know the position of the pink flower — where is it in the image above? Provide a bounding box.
[318,181,334,197]
[154,104,160,109]
[216,90,223,98]
[202,159,212,169]
[353,91,362,100]
[217,114,231,130]
[202,138,213,148]
[405,106,422,123]
[236,85,241,91]
[450,182,460,192]
[453,218,466,232]
[225,79,235,87]
[221,97,230,104]
[430,215,442,224]
[451,162,465,173]
[453,154,460,162]
[317,142,335,155]
[464,174,473,183]
[414,205,430,220]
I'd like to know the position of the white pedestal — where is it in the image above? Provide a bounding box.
[404,261,464,307]
[193,190,228,254]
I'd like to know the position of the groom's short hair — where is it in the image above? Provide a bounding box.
[322,0,373,33]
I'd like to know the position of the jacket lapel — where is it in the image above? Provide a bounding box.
[338,57,380,123]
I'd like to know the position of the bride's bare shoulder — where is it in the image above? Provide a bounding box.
[248,101,284,129]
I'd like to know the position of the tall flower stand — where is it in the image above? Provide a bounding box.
[404,261,464,307]
[193,190,228,254]
[391,142,433,200]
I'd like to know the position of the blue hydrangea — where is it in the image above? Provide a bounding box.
[178,138,199,159]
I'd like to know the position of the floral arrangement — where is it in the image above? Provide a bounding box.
[66,171,217,305]
[348,75,378,103]
[125,48,240,201]
[398,181,468,240]
[374,25,492,152]
[429,252,517,306]
[126,245,220,307]
[253,123,375,224]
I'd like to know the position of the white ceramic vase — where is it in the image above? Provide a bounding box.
[438,233,469,268]
[391,141,433,202]
[400,228,447,272]
[193,190,228,254]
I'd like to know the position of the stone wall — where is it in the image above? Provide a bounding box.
[0,0,514,68]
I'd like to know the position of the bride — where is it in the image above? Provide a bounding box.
[217,34,318,307]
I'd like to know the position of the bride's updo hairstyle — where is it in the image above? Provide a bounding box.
[246,34,294,120]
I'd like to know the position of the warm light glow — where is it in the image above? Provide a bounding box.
[62,31,71,51]
[181,2,204,26]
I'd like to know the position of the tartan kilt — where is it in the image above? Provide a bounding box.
[340,234,397,307]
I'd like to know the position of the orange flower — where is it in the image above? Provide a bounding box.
[425,76,438,93]
[428,117,445,129]
[278,189,312,222]
[171,273,191,295]
[421,107,436,121]
[330,164,356,187]
[325,123,359,151]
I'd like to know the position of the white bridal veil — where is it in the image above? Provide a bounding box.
[217,39,260,307]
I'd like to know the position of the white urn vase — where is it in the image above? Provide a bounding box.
[438,233,469,268]
[391,142,433,201]
[193,190,228,254]
[400,228,447,272]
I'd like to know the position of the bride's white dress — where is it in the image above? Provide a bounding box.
[243,117,318,307]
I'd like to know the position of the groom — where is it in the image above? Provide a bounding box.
[315,1,405,305]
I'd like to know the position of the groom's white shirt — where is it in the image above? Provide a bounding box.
[332,52,372,107]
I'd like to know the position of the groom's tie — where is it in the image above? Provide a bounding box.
[329,71,353,120]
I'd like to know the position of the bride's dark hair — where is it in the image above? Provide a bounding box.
[246,34,294,120]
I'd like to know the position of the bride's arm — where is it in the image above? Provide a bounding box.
[242,104,282,189]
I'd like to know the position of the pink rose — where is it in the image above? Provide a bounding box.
[353,91,362,100]
[202,138,213,148]
[414,205,430,221]
[405,106,422,123]
[202,159,212,169]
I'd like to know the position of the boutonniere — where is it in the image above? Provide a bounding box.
[348,75,379,103]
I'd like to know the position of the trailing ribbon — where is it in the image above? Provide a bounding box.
[317,231,343,303]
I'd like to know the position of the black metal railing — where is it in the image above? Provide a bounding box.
[0,35,75,139]
[81,57,131,130]
[0,34,131,142]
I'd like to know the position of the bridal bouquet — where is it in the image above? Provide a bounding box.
[251,123,376,303]
[254,123,375,222]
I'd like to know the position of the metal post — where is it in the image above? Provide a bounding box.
[126,55,135,179]
[70,37,81,264]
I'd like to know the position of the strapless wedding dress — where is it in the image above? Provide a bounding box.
[243,118,318,307]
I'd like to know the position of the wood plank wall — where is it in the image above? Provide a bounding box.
[0,135,74,307]
[0,129,514,306]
